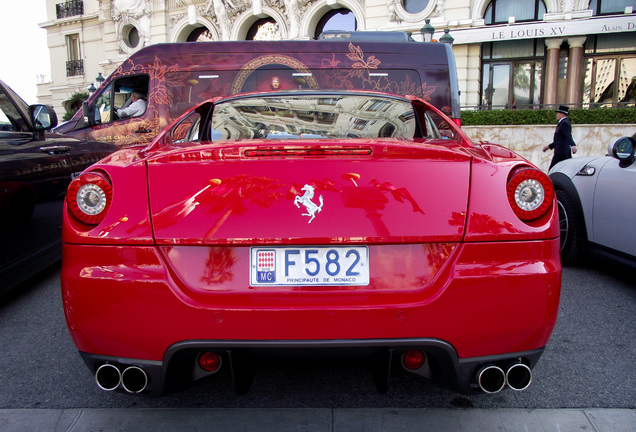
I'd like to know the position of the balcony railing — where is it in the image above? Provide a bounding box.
[56,0,84,19]
[66,60,84,77]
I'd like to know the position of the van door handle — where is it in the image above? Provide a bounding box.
[135,128,152,134]
[40,145,71,155]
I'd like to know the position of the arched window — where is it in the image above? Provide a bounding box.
[246,18,281,41]
[483,0,546,25]
[187,27,214,42]
[589,0,635,15]
[314,9,357,39]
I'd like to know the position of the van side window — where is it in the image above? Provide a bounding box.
[89,75,149,125]
[92,83,113,124]
[426,110,456,140]
[421,111,442,139]
[172,111,201,143]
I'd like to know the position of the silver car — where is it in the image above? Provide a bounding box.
[549,133,636,268]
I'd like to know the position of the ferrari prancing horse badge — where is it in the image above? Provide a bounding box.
[294,184,323,223]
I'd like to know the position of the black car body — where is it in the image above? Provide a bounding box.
[0,79,117,293]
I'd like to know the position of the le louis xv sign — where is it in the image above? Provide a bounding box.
[449,15,635,44]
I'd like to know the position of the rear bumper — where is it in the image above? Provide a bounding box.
[80,340,545,396]
[62,239,560,395]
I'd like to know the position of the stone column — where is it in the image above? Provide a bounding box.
[544,38,563,106]
[566,37,587,106]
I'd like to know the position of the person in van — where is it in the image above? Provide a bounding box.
[117,90,147,118]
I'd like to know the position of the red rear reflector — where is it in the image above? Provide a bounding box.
[198,352,221,373]
[244,148,372,157]
[403,350,426,370]
[452,118,461,127]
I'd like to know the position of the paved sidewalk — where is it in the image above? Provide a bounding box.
[1,408,635,432]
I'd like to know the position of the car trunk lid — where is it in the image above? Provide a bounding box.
[146,139,471,245]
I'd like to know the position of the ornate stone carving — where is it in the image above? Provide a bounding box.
[284,0,306,39]
[435,0,444,17]
[112,0,153,49]
[560,0,575,12]
[388,0,400,22]
[202,0,232,40]
[174,0,362,41]
[169,13,187,30]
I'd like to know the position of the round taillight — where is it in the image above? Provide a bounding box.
[198,352,221,373]
[507,168,554,221]
[67,172,112,225]
[402,350,426,370]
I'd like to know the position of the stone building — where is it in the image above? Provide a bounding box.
[39,0,636,116]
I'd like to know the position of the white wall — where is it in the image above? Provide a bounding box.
[464,124,636,172]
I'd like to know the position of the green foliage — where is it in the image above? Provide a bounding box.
[461,107,636,126]
[62,91,89,121]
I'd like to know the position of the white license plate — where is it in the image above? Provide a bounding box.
[250,246,369,286]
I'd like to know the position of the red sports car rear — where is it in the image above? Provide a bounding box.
[61,91,561,395]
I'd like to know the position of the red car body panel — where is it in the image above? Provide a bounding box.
[62,239,560,361]
[146,140,471,245]
[61,92,561,395]
[466,154,559,242]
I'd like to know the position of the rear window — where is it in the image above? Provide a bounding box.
[209,94,418,141]
[166,68,423,119]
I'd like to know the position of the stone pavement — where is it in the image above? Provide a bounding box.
[1,408,635,432]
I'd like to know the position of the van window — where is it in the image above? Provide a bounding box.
[426,110,456,140]
[92,83,113,124]
[172,111,202,143]
[165,69,423,120]
[88,75,149,125]
[166,72,234,119]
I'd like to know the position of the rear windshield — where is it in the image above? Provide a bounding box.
[166,68,424,119]
[210,94,418,141]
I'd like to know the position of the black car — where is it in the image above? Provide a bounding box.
[0,79,117,294]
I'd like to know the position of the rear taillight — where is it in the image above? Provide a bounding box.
[67,172,112,225]
[507,168,554,221]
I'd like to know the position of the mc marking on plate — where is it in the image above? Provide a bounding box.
[256,249,276,283]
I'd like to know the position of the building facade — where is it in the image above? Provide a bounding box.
[39,0,636,116]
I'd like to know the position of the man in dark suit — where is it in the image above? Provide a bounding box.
[543,105,577,170]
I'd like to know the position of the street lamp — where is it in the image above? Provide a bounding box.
[420,19,435,43]
[439,28,454,45]
[88,83,96,93]
[95,72,104,87]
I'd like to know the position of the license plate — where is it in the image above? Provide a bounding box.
[250,246,369,286]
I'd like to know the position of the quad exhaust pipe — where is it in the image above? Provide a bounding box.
[95,364,121,391]
[121,366,149,393]
[95,364,148,393]
[476,363,532,393]
[506,363,532,391]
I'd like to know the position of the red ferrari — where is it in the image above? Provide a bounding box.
[61,91,561,396]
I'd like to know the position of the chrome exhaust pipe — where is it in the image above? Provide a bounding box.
[95,364,121,391]
[121,366,148,394]
[506,363,532,391]
[477,365,506,394]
